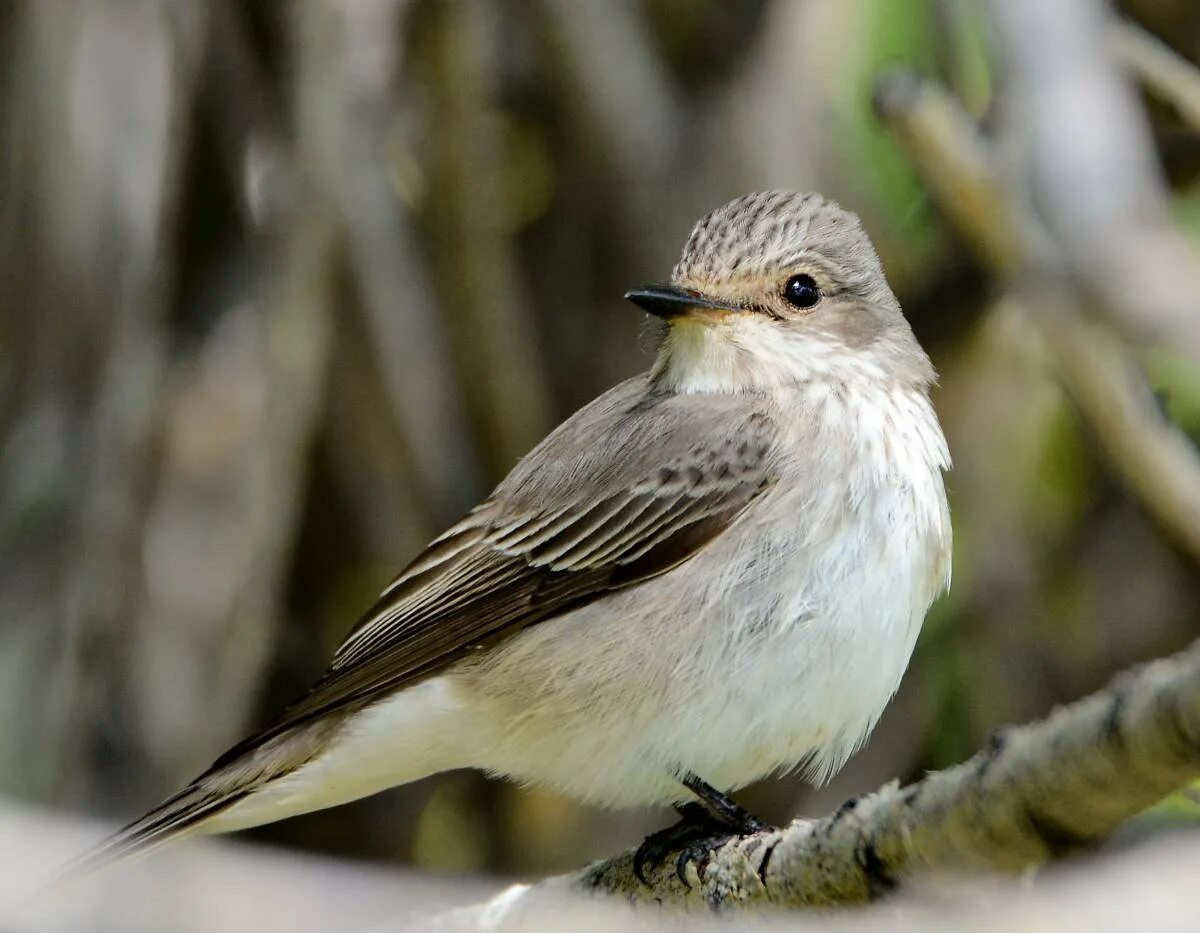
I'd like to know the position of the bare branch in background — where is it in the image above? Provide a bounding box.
[128,0,340,786]
[533,0,682,199]
[322,317,433,566]
[987,0,1200,364]
[193,0,292,231]
[872,74,1025,275]
[427,0,554,473]
[0,0,199,805]
[131,216,335,783]
[873,71,1200,568]
[315,0,485,522]
[1113,18,1200,131]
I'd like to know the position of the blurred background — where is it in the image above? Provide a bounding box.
[2,0,1199,882]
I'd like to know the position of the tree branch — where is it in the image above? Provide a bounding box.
[532,0,682,197]
[440,637,1200,922]
[308,0,485,521]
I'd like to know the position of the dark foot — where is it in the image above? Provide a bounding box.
[634,802,733,885]
[680,771,771,834]
[633,777,774,886]
[670,829,749,886]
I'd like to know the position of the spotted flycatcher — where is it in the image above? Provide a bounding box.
[75,191,951,878]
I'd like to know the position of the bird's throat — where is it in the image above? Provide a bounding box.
[651,321,756,395]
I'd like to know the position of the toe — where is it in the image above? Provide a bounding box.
[673,834,734,887]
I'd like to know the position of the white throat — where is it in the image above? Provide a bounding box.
[651,318,889,394]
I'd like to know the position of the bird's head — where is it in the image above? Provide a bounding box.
[627,191,935,394]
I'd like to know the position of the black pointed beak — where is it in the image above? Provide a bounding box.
[623,285,739,320]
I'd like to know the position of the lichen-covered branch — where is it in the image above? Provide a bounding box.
[445,637,1200,921]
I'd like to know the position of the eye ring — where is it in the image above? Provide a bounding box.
[783,274,821,309]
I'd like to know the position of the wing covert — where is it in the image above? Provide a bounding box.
[219,380,777,756]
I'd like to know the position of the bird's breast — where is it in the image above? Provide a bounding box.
[708,381,951,780]
[461,382,951,804]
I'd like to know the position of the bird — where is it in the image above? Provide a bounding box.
[71,190,951,882]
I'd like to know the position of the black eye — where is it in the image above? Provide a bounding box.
[783,274,821,309]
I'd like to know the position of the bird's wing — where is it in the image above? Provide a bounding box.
[69,378,778,874]
[212,377,777,763]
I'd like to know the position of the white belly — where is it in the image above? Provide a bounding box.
[461,387,951,807]
[213,384,951,826]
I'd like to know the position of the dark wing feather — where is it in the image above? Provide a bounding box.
[213,381,777,764]
[68,380,777,875]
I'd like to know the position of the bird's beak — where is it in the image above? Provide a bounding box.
[624,285,740,321]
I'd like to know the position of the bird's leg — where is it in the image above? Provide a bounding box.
[680,771,771,834]
[633,801,724,884]
[633,773,773,885]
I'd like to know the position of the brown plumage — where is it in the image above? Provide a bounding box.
[64,190,950,879]
[69,375,777,875]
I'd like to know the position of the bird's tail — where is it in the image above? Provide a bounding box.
[50,711,351,887]
[52,779,252,886]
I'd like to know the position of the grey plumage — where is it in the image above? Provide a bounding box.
[66,190,951,878]
[69,377,780,872]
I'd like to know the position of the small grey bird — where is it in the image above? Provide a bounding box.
[76,191,951,878]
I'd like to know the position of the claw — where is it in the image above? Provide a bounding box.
[673,834,734,886]
[634,778,775,886]
[633,803,725,884]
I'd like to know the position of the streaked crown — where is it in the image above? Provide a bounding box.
[646,190,935,392]
[672,190,889,304]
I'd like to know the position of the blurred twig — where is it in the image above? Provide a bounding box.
[533,0,682,198]
[987,0,1200,365]
[192,0,294,232]
[872,73,1025,275]
[1112,19,1200,133]
[314,0,485,521]
[532,0,704,282]
[873,71,1200,567]
[3,0,198,804]
[427,0,554,474]
[130,0,341,782]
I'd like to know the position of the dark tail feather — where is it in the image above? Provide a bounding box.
[50,783,249,887]
[48,707,347,889]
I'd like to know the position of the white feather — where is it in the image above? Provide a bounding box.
[459,374,950,804]
[205,677,478,833]
[216,358,951,821]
